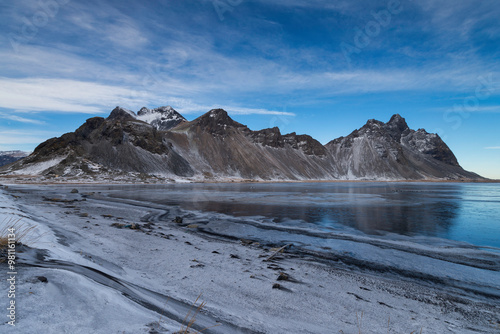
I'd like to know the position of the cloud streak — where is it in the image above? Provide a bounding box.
[0,77,293,118]
[0,112,45,125]
[0,129,60,149]
[0,77,134,113]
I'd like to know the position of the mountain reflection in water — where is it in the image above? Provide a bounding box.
[101,182,499,249]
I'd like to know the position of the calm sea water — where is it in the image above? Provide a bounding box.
[103,182,500,249]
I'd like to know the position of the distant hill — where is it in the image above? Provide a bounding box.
[0,150,30,167]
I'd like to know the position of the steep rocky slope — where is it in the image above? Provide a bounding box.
[325,114,479,179]
[165,109,336,179]
[2,107,194,179]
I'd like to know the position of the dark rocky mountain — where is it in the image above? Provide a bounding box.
[0,107,482,181]
[0,151,29,167]
[2,107,194,178]
[166,108,336,179]
[324,114,476,179]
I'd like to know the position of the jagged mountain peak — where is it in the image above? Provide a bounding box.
[386,114,409,133]
[138,107,150,115]
[194,109,244,128]
[138,106,179,116]
[361,114,408,132]
[106,106,186,131]
[208,108,229,118]
[177,108,249,138]
[104,105,187,130]
[156,105,177,113]
[388,113,405,123]
[355,114,410,142]
[364,119,385,128]
[107,106,137,121]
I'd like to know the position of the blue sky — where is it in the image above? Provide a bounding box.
[0,0,499,178]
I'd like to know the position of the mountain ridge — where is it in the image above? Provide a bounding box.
[0,107,483,181]
[0,150,30,168]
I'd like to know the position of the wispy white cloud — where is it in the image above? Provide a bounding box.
[0,77,291,117]
[243,0,354,11]
[485,146,500,149]
[0,45,145,84]
[225,107,295,116]
[104,19,148,49]
[471,106,500,113]
[431,105,500,114]
[0,112,45,125]
[0,77,144,113]
[0,130,59,146]
[66,6,149,50]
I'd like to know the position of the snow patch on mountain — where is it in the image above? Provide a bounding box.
[136,106,186,131]
[11,156,66,175]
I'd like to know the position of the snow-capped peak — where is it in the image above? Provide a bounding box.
[117,106,136,117]
[136,106,186,131]
[137,106,176,115]
[138,107,150,115]
[155,106,176,113]
[108,106,137,121]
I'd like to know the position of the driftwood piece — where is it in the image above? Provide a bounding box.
[264,244,293,262]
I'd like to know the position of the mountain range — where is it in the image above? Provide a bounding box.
[0,150,30,167]
[0,106,482,181]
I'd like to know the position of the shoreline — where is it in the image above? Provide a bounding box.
[1,184,499,333]
[1,174,499,186]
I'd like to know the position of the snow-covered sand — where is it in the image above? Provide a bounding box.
[1,184,499,333]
